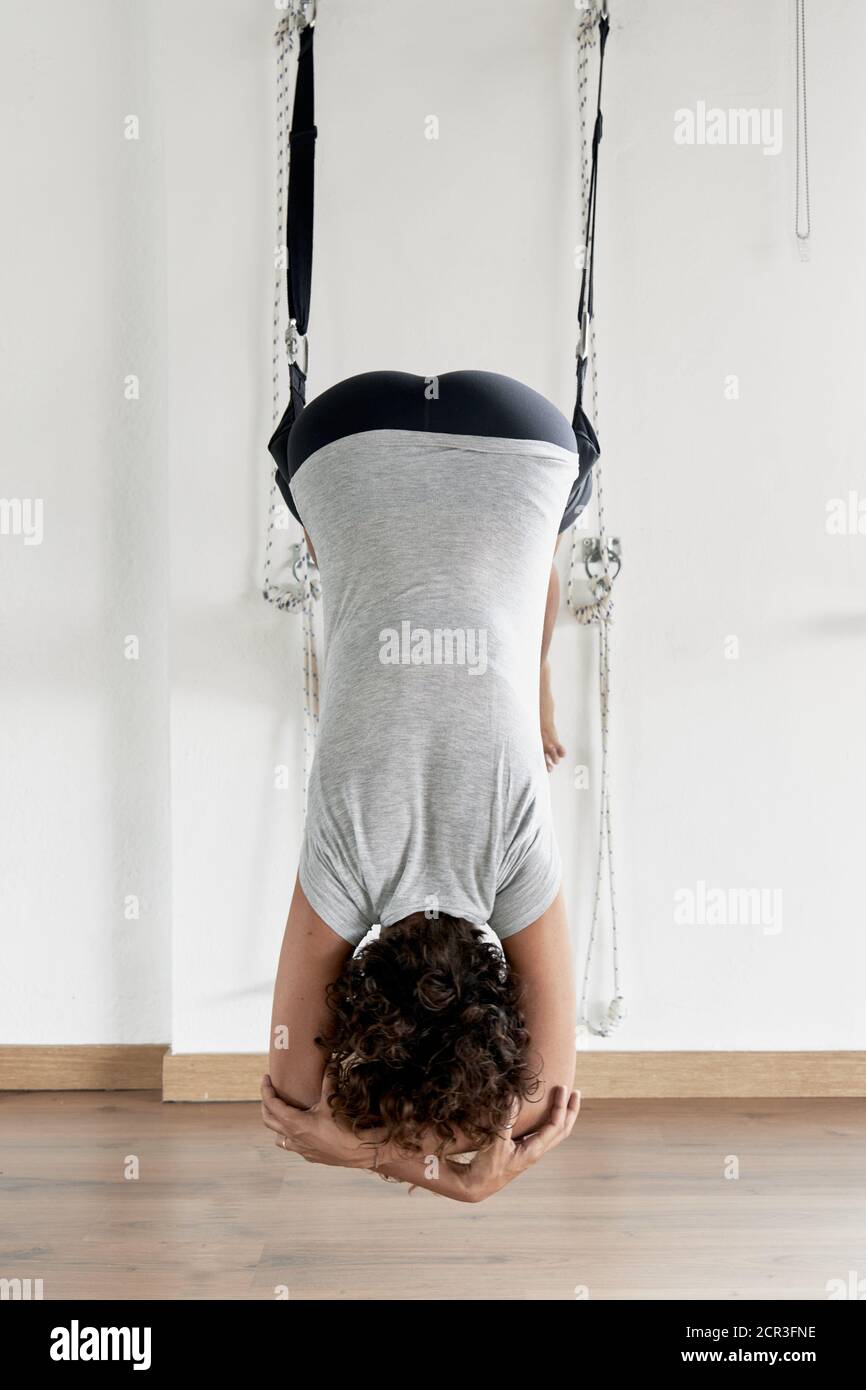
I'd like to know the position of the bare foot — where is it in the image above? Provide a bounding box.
[540,660,566,771]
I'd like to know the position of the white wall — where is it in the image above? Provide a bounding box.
[0,0,171,1042]
[2,0,864,1053]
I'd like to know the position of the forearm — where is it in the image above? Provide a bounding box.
[269,875,353,1108]
[502,888,577,1141]
[268,1050,323,1111]
[268,980,330,1109]
[373,1153,477,1202]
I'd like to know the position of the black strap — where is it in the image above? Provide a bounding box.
[573,10,609,439]
[287,23,317,333]
[272,15,606,520]
[269,18,317,496]
[576,14,608,347]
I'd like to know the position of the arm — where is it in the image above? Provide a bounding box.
[373,1086,579,1201]
[267,876,401,1170]
[262,1077,579,1202]
[266,877,477,1170]
[262,887,581,1201]
[501,886,577,1141]
[268,873,353,1110]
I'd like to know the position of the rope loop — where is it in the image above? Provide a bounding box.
[263,5,321,807]
[568,2,624,1040]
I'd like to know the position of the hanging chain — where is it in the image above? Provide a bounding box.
[794,0,811,256]
[569,1,624,1040]
[263,2,321,809]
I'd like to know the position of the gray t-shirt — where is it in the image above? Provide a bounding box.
[290,428,577,945]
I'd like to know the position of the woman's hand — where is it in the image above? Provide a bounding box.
[373,1085,581,1202]
[262,1073,580,1201]
[261,1073,383,1170]
[442,1085,580,1202]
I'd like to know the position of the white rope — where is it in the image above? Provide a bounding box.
[263,3,321,808]
[568,2,624,1039]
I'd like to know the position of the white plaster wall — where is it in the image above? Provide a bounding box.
[2,0,864,1052]
[0,0,171,1041]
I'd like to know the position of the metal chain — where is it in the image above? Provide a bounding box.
[794,0,811,253]
[569,1,624,1039]
[263,2,321,808]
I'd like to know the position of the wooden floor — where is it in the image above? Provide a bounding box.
[2,1092,864,1301]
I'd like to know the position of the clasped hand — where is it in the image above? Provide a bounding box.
[261,1073,580,1202]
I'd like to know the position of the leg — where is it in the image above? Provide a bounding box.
[540,534,566,769]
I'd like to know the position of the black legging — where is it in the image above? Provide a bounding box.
[284,369,589,532]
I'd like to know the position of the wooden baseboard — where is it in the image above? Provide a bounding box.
[0,1045,168,1091]
[2,1047,862,1099]
[571,1051,866,1099]
[163,1052,266,1101]
[162,1050,866,1102]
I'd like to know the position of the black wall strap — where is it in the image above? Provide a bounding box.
[287,23,316,333]
[270,13,609,524]
[576,12,608,352]
[269,18,317,498]
[571,10,609,500]
[272,360,309,514]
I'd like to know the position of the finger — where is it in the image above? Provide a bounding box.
[514,1085,571,1166]
[261,1099,297,1135]
[563,1089,581,1138]
[262,1076,296,1118]
[540,1083,569,1131]
[261,1088,304,1128]
[261,1110,290,1138]
[261,1075,306,1125]
[517,1096,579,1165]
[538,1089,581,1150]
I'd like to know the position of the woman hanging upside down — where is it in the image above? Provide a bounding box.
[261,369,589,1201]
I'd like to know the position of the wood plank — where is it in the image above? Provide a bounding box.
[2,1090,864,1300]
[0,1045,168,1090]
[163,1050,866,1101]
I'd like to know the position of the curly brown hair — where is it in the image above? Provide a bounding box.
[315,912,540,1157]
